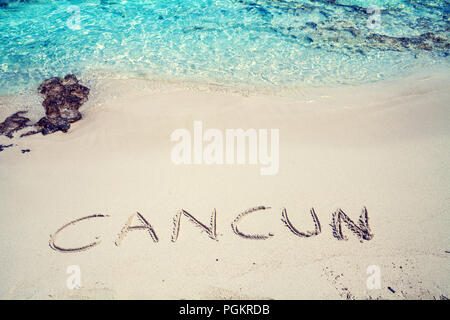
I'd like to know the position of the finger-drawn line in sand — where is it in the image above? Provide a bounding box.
[330,207,374,241]
[281,207,321,237]
[49,214,110,253]
[171,209,217,242]
[231,206,274,240]
[115,212,159,246]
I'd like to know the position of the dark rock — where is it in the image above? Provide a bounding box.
[0,111,31,138]
[37,117,71,135]
[21,149,30,153]
[366,32,449,53]
[417,42,433,51]
[306,22,317,29]
[0,144,13,152]
[344,27,360,37]
[32,74,89,135]
[1,75,89,139]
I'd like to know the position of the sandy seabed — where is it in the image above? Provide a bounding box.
[0,71,449,299]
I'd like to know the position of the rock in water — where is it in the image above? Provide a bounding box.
[0,111,31,138]
[0,74,90,138]
[24,74,90,136]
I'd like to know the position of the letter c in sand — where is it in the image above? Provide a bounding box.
[231,206,274,240]
[49,214,109,253]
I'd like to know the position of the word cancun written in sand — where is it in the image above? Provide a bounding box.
[49,206,374,253]
[171,121,279,175]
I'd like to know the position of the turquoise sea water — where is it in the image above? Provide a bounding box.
[0,0,449,94]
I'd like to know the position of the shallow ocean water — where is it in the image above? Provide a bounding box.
[0,0,449,94]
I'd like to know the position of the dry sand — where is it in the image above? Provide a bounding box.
[0,72,449,299]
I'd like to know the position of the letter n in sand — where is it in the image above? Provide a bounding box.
[330,207,374,241]
[171,209,217,241]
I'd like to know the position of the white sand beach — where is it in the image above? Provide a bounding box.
[0,72,449,299]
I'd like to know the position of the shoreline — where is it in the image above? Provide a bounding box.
[2,66,450,117]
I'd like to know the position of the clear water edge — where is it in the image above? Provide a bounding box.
[0,0,449,97]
